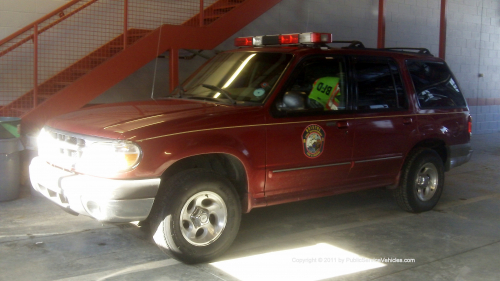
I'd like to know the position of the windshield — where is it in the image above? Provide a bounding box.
[171,52,293,104]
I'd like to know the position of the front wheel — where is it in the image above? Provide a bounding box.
[151,169,241,263]
[394,148,445,213]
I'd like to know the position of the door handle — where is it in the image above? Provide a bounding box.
[327,121,349,129]
[403,117,413,125]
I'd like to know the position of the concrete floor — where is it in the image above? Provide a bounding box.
[1,133,499,281]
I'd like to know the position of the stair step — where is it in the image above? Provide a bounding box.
[51,81,73,86]
[70,68,92,74]
[108,44,124,49]
[212,4,237,12]
[36,94,53,100]
[88,55,110,59]
[11,108,30,114]
[204,15,222,21]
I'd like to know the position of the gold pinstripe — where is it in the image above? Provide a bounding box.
[136,111,467,142]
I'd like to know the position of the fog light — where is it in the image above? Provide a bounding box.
[86,201,101,218]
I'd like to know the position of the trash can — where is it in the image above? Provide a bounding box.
[0,117,23,202]
[0,117,21,139]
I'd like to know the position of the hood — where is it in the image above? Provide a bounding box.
[47,100,264,140]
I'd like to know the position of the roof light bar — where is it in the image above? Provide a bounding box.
[234,32,333,47]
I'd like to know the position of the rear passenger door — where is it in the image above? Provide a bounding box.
[349,57,418,186]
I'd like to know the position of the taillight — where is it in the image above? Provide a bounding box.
[468,115,472,135]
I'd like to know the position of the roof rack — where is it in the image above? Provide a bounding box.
[331,41,366,49]
[382,47,433,56]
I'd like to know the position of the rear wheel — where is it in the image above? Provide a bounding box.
[394,148,444,213]
[151,169,241,263]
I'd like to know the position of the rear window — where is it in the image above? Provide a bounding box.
[406,60,466,109]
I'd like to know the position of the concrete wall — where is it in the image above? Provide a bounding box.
[1,0,499,133]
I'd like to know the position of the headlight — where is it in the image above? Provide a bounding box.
[75,141,142,176]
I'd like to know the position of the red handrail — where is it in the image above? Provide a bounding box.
[0,0,83,47]
[0,0,223,117]
[0,0,99,57]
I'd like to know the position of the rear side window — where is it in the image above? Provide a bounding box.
[354,59,407,111]
[406,60,466,108]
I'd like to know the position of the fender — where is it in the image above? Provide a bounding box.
[138,126,268,200]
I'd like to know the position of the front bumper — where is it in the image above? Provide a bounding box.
[29,156,161,223]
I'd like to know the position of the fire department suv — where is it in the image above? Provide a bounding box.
[30,32,472,263]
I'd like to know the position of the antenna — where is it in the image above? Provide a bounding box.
[151,18,164,101]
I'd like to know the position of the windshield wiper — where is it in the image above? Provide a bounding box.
[201,84,236,105]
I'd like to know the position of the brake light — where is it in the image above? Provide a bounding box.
[468,115,472,135]
[234,37,253,47]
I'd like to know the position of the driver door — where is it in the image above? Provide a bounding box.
[265,55,354,198]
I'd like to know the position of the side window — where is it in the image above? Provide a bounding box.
[406,60,466,108]
[278,56,347,112]
[354,59,407,111]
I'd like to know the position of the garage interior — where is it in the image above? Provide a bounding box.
[1,0,500,280]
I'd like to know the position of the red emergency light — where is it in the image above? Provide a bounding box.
[234,32,333,47]
[234,36,254,47]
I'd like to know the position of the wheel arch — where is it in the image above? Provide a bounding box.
[152,153,251,216]
[388,138,448,190]
[409,138,448,167]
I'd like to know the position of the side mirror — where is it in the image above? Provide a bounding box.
[279,91,305,110]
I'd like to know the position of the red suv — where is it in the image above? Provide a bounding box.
[30,32,472,263]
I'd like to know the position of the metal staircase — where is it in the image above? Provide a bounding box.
[0,0,281,133]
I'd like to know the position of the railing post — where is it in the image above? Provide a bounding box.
[377,0,385,49]
[439,0,447,59]
[199,0,204,27]
[124,0,128,49]
[169,48,179,92]
[33,23,38,108]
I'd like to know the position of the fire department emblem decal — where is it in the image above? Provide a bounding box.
[302,124,325,158]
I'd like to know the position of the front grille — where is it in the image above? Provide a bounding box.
[38,127,89,170]
[49,130,86,159]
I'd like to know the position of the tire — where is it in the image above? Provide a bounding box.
[150,169,241,264]
[394,148,445,213]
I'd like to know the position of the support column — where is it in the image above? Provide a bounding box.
[33,24,38,108]
[377,0,385,49]
[169,48,179,92]
[124,0,128,49]
[439,0,447,59]
[200,0,204,27]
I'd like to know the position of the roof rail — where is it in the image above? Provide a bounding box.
[330,40,365,49]
[382,47,433,56]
